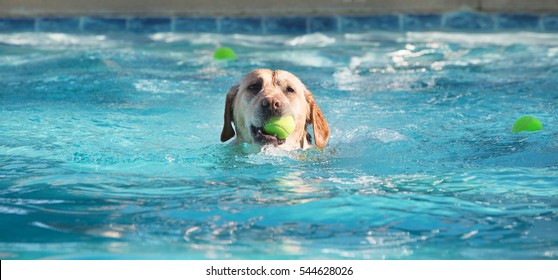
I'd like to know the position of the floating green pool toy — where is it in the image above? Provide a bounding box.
[213,47,237,60]
[263,116,296,140]
[512,116,543,133]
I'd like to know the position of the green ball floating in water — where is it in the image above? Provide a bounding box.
[213,47,237,60]
[263,116,296,140]
[512,116,543,133]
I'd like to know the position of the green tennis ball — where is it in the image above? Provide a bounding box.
[213,47,237,60]
[263,116,296,140]
[512,116,543,133]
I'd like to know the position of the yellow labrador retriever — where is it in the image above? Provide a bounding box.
[221,69,329,150]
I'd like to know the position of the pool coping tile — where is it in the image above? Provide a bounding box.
[403,14,443,31]
[309,16,338,33]
[444,11,496,30]
[37,17,81,32]
[128,17,172,33]
[0,11,557,33]
[264,17,308,34]
[0,18,36,32]
[83,17,127,32]
[543,15,558,31]
[175,17,218,33]
[340,15,401,32]
[497,14,541,30]
[220,17,263,34]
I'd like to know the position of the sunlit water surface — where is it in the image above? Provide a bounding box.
[1,31,557,259]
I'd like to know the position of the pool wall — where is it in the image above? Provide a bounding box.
[1,0,558,17]
[1,1,557,33]
[1,11,557,33]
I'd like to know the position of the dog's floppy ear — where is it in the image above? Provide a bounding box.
[305,90,330,148]
[220,85,239,142]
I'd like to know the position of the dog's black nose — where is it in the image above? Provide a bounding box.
[261,96,282,111]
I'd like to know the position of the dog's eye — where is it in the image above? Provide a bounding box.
[286,86,295,93]
[248,83,262,92]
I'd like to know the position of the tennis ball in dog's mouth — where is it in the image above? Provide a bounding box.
[213,47,237,60]
[263,116,296,140]
[512,116,543,133]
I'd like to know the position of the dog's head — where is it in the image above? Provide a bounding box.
[220,69,329,150]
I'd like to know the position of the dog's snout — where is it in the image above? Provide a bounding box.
[261,96,282,111]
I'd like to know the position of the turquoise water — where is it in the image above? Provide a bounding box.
[1,31,557,259]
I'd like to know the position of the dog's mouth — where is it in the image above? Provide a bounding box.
[250,125,286,146]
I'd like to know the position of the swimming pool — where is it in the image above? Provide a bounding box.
[0,30,557,259]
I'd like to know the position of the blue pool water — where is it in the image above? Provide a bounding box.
[1,31,557,259]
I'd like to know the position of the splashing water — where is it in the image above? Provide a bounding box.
[0,31,557,259]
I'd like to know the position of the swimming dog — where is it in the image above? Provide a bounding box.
[220,69,329,150]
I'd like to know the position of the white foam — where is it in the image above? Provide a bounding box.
[548,47,558,57]
[369,128,410,143]
[286,33,336,47]
[133,79,190,95]
[333,125,409,144]
[273,50,336,67]
[0,206,28,215]
[245,145,298,164]
[0,33,116,48]
[405,32,558,46]
[333,67,363,91]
